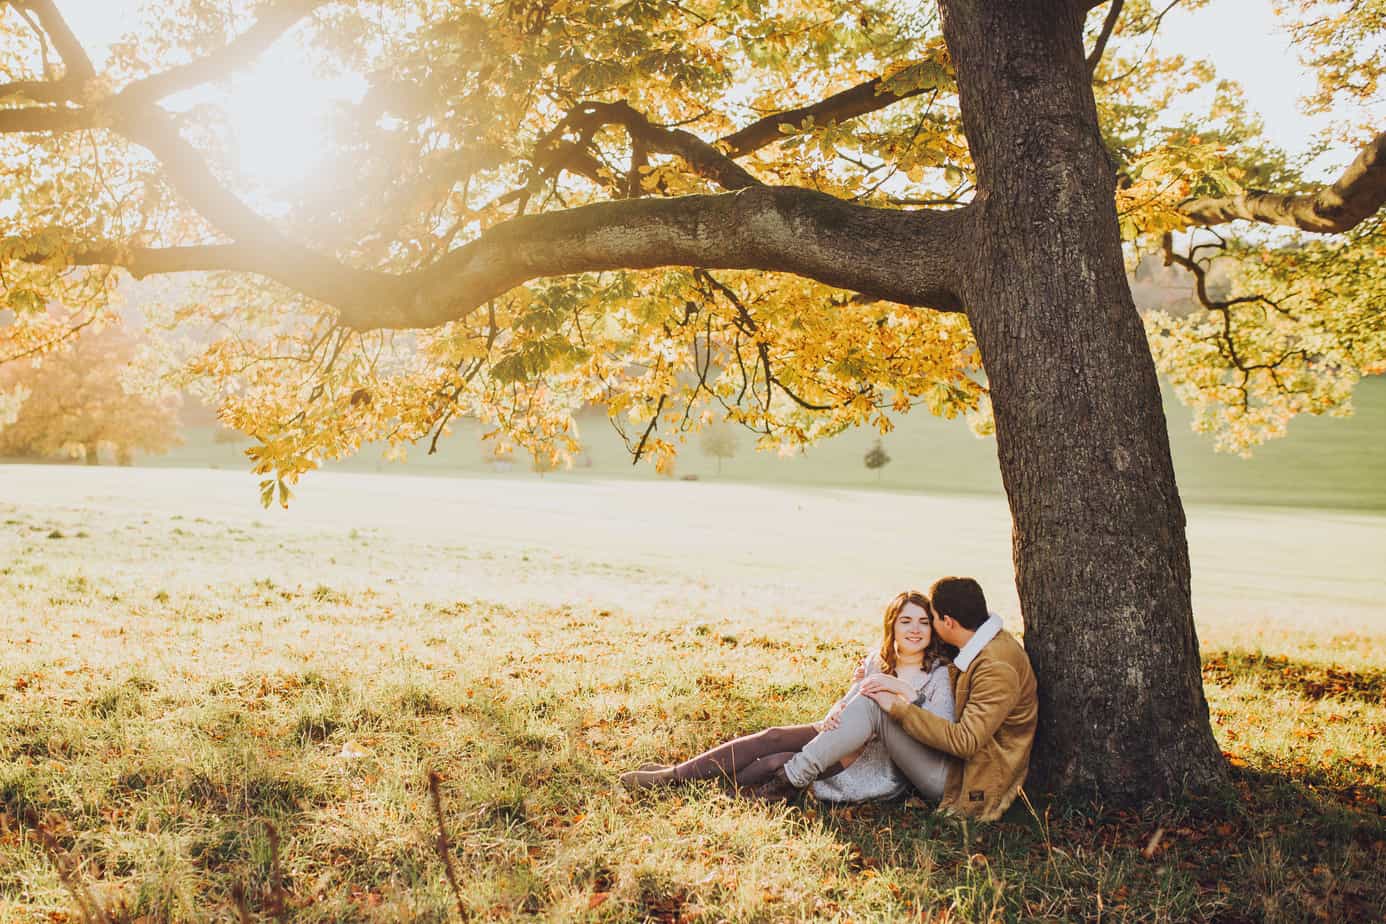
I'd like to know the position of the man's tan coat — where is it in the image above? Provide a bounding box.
[887,629,1037,820]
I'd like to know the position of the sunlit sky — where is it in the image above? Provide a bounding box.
[33,2,1355,189]
[53,1,368,188]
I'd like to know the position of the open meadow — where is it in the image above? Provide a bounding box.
[1,466,1384,922]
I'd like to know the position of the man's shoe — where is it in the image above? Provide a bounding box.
[620,767,677,790]
[749,767,803,803]
[637,762,671,772]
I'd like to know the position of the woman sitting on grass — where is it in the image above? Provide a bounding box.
[620,590,957,803]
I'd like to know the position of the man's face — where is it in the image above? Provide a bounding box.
[933,611,967,647]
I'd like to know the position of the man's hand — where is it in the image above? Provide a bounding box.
[864,687,908,712]
[860,673,914,699]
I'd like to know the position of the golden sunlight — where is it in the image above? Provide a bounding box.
[212,41,365,191]
[58,2,364,193]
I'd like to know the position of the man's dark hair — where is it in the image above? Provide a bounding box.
[929,576,989,630]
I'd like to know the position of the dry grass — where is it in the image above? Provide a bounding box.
[0,468,1383,922]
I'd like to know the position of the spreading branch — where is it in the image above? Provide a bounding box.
[0,0,326,129]
[1086,0,1125,74]
[4,25,969,332]
[1161,232,1306,407]
[719,63,951,158]
[11,0,94,83]
[1179,129,1386,234]
[533,64,952,194]
[0,0,96,108]
[549,100,763,191]
[0,76,76,104]
[117,0,329,107]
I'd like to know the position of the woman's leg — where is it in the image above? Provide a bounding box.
[621,724,845,790]
[671,724,821,783]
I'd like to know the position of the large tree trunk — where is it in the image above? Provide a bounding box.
[939,0,1227,800]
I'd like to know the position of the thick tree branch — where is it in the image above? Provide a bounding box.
[82,105,413,316]
[14,234,404,314]
[1179,129,1386,233]
[3,18,969,337]
[0,0,96,113]
[0,77,74,104]
[45,241,294,277]
[0,104,92,132]
[1,7,392,316]
[21,190,970,332]
[399,186,969,330]
[115,107,300,244]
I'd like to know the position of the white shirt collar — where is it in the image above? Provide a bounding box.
[953,611,1003,672]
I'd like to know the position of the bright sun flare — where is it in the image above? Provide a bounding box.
[59,2,364,194]
[213,42,365,191]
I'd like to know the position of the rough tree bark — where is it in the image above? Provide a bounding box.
[940,0,1227,799]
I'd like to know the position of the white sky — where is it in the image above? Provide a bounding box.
[1156,3,1371,177]
[26,2,1366,184]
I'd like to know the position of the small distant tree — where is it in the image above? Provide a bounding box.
[0,323,180,465]
[699,421,740,475]
[864,439,891,482]
[529,448,558,477]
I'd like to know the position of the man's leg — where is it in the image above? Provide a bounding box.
[781,695,879,788]
[876,716,952,800]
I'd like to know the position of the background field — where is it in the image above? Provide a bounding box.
[145,377,1386,513]
[1,464,1383,921]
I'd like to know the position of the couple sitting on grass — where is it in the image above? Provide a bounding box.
[621,577,1038,820]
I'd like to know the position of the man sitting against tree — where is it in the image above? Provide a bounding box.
[756,576,1038,820]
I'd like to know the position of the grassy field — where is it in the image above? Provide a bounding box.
[144,376,1386,512]
[1,467,1383,922]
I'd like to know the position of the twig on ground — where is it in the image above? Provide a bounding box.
[230,881,254,924]
[428,770,472,921]
[263,820,289,921]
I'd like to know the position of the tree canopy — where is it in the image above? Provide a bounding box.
[1,0,1380,501]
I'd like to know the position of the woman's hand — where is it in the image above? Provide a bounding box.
[815,700,846,731]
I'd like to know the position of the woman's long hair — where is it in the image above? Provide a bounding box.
[878,590,956,677]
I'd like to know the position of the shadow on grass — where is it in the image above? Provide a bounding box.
[1203,649,1386,703]
[803,763,1385,924]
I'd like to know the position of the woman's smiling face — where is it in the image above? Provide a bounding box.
[894,602,932,657]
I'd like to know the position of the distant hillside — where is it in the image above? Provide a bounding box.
[141,375,1386,513]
